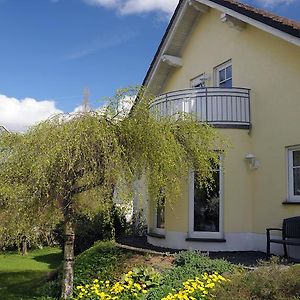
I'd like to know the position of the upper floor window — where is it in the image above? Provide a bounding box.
[191,74,206,88]
[288,146,300,202]
[215,61,232,88]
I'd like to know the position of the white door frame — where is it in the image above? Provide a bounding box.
[153,204,166,235]
[188,161,224,239]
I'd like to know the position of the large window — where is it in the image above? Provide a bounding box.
[215,61,232,88]
[189,159,223,239]
[288,147,300,202]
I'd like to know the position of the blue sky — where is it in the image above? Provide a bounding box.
[0,0,299,131]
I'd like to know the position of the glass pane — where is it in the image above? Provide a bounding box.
[293,168,300,195]
[156,202,165,229]
[226,65,232,78]
[219,69,226,82]
[220,79,232,88]
[194,171,220,232]
[293,151,300,167]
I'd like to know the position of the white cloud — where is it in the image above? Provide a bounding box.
[0,94,63,132]
[84,0,120,7]
[254,0,295,7]
[120,0,178,14]
[84,0,296,14]
[83,0,178,15]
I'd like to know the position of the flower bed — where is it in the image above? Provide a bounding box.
[73,270,227,300]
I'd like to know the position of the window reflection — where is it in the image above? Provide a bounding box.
[194,170,220,232]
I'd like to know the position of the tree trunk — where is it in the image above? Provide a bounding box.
[61,218,75,299]
[21,236,27,255]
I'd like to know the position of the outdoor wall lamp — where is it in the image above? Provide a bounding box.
[245,153,260,169]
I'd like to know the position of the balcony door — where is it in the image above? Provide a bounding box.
[188,162,224,239]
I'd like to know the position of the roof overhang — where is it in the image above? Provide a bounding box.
[0,126,9,133]
[143,0,300,95]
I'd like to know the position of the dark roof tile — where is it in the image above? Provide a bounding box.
[211,0,300,36]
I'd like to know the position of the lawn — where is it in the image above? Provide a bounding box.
[0,247,62,300]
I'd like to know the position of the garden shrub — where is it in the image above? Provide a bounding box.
[73,267,161,300]
[174,250,235,273]
[72,269,228,300]
[54,206,127,255]
[161,272,227,300]
[73,240,128,287]
[39,240,128,298]
[146,250,235,299]
[214,261,300,300]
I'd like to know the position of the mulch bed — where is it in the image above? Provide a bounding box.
[117,236,286,267]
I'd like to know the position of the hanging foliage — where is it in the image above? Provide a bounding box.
[0,86,226,298]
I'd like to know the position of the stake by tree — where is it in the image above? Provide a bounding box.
[0,87,225,298]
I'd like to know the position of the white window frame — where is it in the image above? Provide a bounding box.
[153,202,165,235]
[188,157,224,239]
[214,60,232,88]
[287,146,300,202]
[191,73,206,88]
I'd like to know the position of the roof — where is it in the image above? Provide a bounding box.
[142,0,300,92]
[0,126,9,133]
[212,0,300,37]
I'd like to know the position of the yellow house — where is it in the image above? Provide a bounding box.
[142,0,300,258]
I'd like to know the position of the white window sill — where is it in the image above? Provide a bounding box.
[282,200,300,205]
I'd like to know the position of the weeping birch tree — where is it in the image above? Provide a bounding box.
[0,87,225,298]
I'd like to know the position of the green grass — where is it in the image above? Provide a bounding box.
[0,247,62,300]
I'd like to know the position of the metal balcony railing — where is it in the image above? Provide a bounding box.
[150,87,251,129]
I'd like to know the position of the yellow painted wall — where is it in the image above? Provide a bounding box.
[149,7,300,235]
[153,129,254,233]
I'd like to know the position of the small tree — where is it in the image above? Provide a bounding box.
[0,87,225,298]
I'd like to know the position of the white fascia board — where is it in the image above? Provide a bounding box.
[0,126,9,133]
[197,0,300,47]
[145,1,189,89]
[188,0,209,13]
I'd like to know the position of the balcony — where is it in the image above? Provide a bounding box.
[150,87,251,129]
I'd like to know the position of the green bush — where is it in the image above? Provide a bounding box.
[214,261,300,300]
[130,266,161,289]
[174,250,235,273]
[73,240,128,287]
[39,240,128,298]
[146,250,235,299]
[53,206,127,255]
[73,266,161,300]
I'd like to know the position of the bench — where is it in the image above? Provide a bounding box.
[266,216,300,258]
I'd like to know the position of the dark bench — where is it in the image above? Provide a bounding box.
[266,216,300,258]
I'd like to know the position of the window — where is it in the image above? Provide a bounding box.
[215,61,232,88]
[191,74,206,88]
[288,147,300,202]
[153,198,165,235]
[189,157,223,239]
